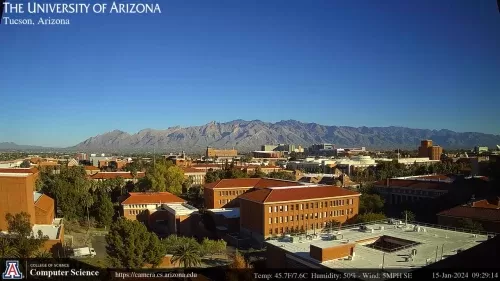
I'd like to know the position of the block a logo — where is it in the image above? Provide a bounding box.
[2,260,23,280]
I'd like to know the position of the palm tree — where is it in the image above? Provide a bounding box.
[0,237,18,258]
[170,243,202,269]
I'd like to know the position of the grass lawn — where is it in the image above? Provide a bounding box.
[79,257,109,268]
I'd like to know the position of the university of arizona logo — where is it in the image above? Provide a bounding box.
[2,260,23,280]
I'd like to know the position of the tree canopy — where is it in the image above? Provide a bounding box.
[352,212,386,224]
[268,171,295,181]
[140,159,185,194]
[2,212,48,258]
[359,194,385,214]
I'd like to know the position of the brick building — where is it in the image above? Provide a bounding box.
[373,175,453,205]
[121,192,198,236]
[238,185,360,244]
[182,167,206,188]
[437,197,500,233]
[203,178,313,209]
[90,171,145,183]
[0,168,64,256]
[206,147,238,158]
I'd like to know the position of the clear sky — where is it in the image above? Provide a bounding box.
[1,0,499,147]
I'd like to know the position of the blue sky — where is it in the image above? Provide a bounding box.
[1,0,499,147]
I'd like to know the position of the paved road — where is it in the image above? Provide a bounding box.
[91,235,107,258]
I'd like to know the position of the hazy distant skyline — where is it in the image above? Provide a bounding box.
[2,0,499,147]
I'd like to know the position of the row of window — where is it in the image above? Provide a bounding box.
[128,210,143,215]
[268,209,354,224]
[269,222,333,235]
[219,199,231,205]
[219,190,245,196]
[127,204,150,209]
[268,199,354,213]
[392,189,439,196]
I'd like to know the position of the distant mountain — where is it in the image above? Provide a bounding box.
[0,142,54,151]
[72,120,500,153]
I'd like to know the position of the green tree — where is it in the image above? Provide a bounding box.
[268,171,295,181]
[401,210,416,222]
[106,218,165,268]
[251,167,266,178]
[457,218,484,232]
[359,194,385,214]
[5,212,48,258]
[200,238,226,259]
[20,159,31,168]
[144,160,184,194]
[92,191,114,228]
[0,237,18,258]
[354,213,386,224]
[170,243,202,268]
[34,250,53,258]
[38,166,91,221]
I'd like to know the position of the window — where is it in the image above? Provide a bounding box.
[280,227,283,233]
[279,206,283,212]
[274,206,277,212]
[291,205,294,211]
[324,212,327,217]
[301,215,304,220]
[315,213,318,219]
[269,218,272,224]
[279,217,283,223]
[319,213,322,219]
[305,214,308,219]
[269,229,273,235]
[305,204,308,210]
[269,207,272,213]
[284,216,288,223]
[300,204,303,210]
[290,216,293,221]
[329,211,333,216]
[310,203,314,209]
[330,201,333,207]
[274,217,278,223]
[275,228,278,234]
[320,202,323,208]
[314,202,318,208]
[296,204,299,210]
[284,205,288,212]
[220,192,223,196]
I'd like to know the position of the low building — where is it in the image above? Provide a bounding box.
[373,175,453,205]
[191,164,224,172]
[182,167,206,188]
[90,171,145,183]
[121,192,198,236]
[252,151,282,158]
[0,160,23,168]
[474,146,489,154]
[266,219,494,275]
[204,178,314,209]
[437,198,500,233]
[238,185,360,245]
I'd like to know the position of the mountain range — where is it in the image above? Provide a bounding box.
[67,120,500,153]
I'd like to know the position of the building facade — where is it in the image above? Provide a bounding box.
[238,185,360,244]
[121,192,198,236]
[206,147,238,158]
[437,198,500,233]
[418,140,443,160]
[373,176,452,205]
[182,168,206,187]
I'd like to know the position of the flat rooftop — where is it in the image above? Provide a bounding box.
[266,219,495,271]
[208,208,240,218]
[163,203,198,216]
[32,224,62,240]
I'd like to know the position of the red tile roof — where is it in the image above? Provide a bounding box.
[204,178,301,189]
[84,166,100,171]
[472,198,500,209]
[192,164,221,168]
[182,167,206,174]
[0,168,39,174]
[438,206,500,222]
[90,172,145,180]
[121,192,185,205]
[238,185,360,203]
[374,179,451,191]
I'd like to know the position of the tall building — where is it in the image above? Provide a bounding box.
[418,140,442,160]
[0,168,64,256]
[206,147,238,158]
